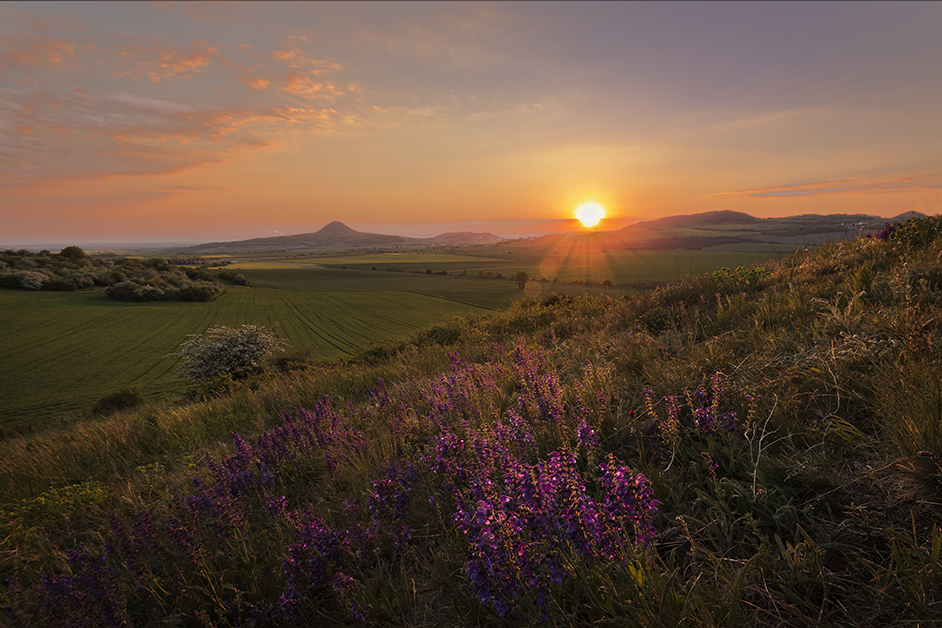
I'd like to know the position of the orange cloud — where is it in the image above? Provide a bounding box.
[0,75,348,184]
[111,40,220,83]
[269,48,340,73]
[2,37,80,68]
[282,74,342,97]
[237,75,271,89]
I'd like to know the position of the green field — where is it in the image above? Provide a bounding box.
[0,267,620,427]
[230,245,786,285]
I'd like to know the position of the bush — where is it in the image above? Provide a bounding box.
[216,271,250,286]
[174,282,225,302]
[58,246,88,262]
[91,388,146,416]
[184,266,216,282]
[105,281,156,301]
[41,278,78,292]
[14,271,46,290]
[168,324,289,382]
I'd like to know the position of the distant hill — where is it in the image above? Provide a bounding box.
[170,222,502,254]
[427,232,502,245]
[170,210,928,255]
[518,210,928,252]
[629,210,761,229]
[621,209,927,242]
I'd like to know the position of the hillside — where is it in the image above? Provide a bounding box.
[171,221,503,254]
[2,215,942,626]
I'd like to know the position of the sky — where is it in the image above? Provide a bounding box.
[1,1,941,244]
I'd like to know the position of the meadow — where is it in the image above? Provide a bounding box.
[2,217,941,626]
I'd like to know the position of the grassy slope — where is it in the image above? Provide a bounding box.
[3,220,942,626]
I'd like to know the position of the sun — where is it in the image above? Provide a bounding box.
[575,202,605,228]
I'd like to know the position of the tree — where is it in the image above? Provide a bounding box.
[58,246,88,262]
[514,271,529,290]
[168,324,288,382]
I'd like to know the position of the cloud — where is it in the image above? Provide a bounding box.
[357,5,509,68]
[0,33,91,70]
[282,74,342,97]
[0,80,344,182]
[269,49,341,74]
[237,75,270,90]
[715,174,942,200]
[110,40,221,83]
[0,10,361,184]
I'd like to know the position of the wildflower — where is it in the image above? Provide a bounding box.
[576,419,601,453]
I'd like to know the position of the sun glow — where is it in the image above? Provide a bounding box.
[575,202,605,228]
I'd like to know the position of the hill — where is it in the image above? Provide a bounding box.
[514,210,924,254]
[171,221,503,254]
[3,214,942,625]
[629,209,762,228]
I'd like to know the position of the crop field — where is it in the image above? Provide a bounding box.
[0,267,622,429]
[230,244,787,286]
[0,272,494,428]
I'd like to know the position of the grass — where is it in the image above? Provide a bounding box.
[3,219,942,625]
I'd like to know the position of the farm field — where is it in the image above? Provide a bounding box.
[0,267,619,429]
[229,244,787,286]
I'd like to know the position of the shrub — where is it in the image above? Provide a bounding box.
[58,246,88,262]
[216,271,249,286]
[514,270,529,289]
[168,324,289,382]
[41,278,78,292]
[175,282,225,302]
[14,271,47,290]
[91,388,146,416]
[105,281,155,301]
[184,266,215,282]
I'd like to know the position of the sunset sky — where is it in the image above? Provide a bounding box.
[2,1,941,244]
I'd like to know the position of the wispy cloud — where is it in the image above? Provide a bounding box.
[0,13,359,183]
[358,5,509,68]
[0,79,344,181]
[110,40,222,83]
[715,174,942,199]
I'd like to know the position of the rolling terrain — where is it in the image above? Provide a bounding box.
[2,215,941,626]
[1,211,921,429]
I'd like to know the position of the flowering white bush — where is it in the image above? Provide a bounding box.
[15,271,47,290]
[169,324,288,382]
